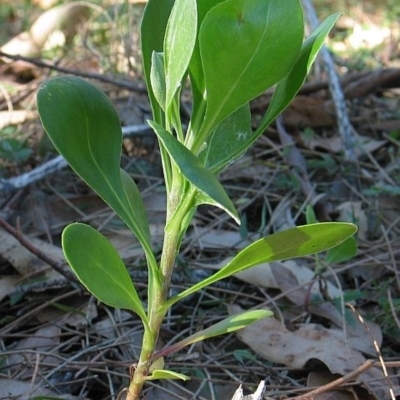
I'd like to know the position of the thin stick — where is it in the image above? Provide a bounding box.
[0,124,151,195]
[0,50,146,93]
[347,303,396,400]
[0,217,78,283]
[293,360,374,399]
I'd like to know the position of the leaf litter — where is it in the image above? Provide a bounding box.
[1,0,400,399]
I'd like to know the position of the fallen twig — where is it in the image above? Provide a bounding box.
[0,123,152,195]
[293,359,374,399]
[0,217,78,283]
[0,50,147,93]
[301,0,357,162]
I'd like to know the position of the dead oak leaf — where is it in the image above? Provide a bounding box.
[231,305,396,400]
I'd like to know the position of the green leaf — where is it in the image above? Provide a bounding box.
[257,13,341,133]
[120,170,147,237]
[305,204,319,224]
[141,0,175,123]
[165,222,357,307]
[204,104,252,174]
[37,77,152,251]
[154,309,271,357]
[326,236,357,264]
[175,309,271,346]
[148,120,240,223]
[193,0,303,151]
[164,0,197,110]
[62,223,148,324]
[198,13,340,168]
[150,51,166,111]
[146,369,190,381]
[188,0,228,131]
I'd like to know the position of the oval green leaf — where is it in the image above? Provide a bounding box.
[194,0,303,150]
[63,223,148,323]
[198,13,341,167]
[37,76,152,253]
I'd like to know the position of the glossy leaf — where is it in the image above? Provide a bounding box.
[165,223,358,307]
[141,0,174,122]
[62,223,148,323]
[199,13,341,167]
[164,0,197,110]
[193,0,303,151]
[37,77,151,249]
[148,120,240,223]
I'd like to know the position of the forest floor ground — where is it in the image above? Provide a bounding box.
[0,1,400,399]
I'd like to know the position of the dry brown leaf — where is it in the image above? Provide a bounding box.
[204,259,341,299]
[302,132,385,157]
[268,262,382,356]
[202,257,278,288]
[188,228,251,250]
[232,305,395,400]
[282,96,335,128]
[369,119,400,132]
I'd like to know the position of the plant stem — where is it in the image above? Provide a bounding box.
[125,347,153,400]
[126,180,194,400]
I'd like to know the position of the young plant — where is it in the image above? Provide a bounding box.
[37,0,356,399]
